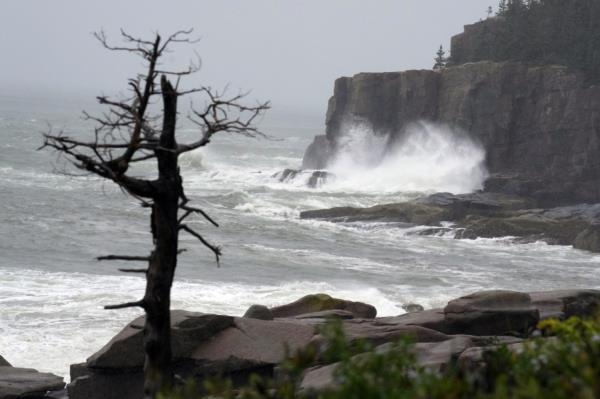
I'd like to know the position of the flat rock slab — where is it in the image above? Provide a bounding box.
[300,363,338,393]
[292,310,355,320]
[378,309,448,332]
[301,335,495,393]
[0,366,64,399]
[191,318,316,370]
[443,290,539,336]
[341,319,450,346]
[87,311,234,369]
[529,289,600,320]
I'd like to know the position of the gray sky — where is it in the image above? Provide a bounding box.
[1,1,490,117]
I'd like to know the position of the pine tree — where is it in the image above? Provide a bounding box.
[507,0,526,14]
[433,45,447,70]
[497,0,507,15]
[488,6,494,18]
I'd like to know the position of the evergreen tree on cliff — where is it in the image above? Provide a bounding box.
[506,0,527,15]
[461,0,600,84]
[40,30,269,399]
[497,0,507,15]
[433,45,448,70]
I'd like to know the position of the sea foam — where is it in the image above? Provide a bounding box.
[326,120,489,194]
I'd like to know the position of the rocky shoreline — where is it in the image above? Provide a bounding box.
[0,355,64,399]
[4,289,598,399]
[300,191,600,253]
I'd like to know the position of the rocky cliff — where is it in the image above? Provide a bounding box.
[65,290,600,398]
[303,22,600,206]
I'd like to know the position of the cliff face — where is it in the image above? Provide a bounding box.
[449,18,506,67]
[303,60,600,206]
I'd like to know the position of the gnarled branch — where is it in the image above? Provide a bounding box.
[104,300,146,310]
[179,224,222,266]
[178,204,219,227]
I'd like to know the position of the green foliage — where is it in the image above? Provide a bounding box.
[470,0,600,83]
[162,315,600,399]
[433,45,448,70]
[479,315,600,399]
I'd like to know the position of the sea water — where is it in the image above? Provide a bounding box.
[1,93,599,378]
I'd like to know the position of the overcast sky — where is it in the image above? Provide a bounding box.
[1,1,490,117]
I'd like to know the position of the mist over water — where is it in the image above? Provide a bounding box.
[327,120,489,194]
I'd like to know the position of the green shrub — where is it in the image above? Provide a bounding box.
[162,314,600,399]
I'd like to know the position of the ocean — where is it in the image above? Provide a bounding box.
[1,92,600,379]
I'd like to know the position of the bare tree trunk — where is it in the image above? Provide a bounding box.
[142,76,180,398]
[41,30,269,399]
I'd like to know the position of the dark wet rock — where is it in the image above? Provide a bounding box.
[417,227,454,236]
[270,294,376,319]
[273,168,300,183]
[300,192,530,224]
[529,289,600,320]
[0,366,64,399]
[416,192,534,215]
[292,310,355,320]
[87,311,234,369]
[45,389,68,399]
[68,369,143,399]
[443,291,539,336]
[302,135,333,170]
[402,303,425,313]
[574,224,600,252]
[272,169,334,188]
[69,364,88,383]
[301,192,600,253]
[307,171,329,188]
[456,203,600,248]
[243,304,274,321]
[300,201,450,225]
[457,214,588,245]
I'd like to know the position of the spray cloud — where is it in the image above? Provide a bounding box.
[326,120,489,194]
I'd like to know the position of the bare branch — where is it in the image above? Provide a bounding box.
[176,88,270,154]
[158,29,200,54]
[118,268,148,274]
[179,204,219,227]
[97,255,151,262]
[104,300,146,310]
[179,224,222,266]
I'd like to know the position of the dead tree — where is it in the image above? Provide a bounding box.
[41,30,269,398]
